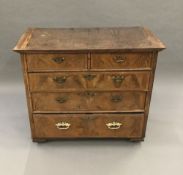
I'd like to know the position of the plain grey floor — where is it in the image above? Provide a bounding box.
[0,61,183,175]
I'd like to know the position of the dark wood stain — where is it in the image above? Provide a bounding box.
[14,27,165,52]
[13,27,166,142]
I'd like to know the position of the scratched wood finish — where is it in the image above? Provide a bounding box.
[91,53,152,70]
[13,27,165,52]
[32,91,146,112]
[13,27,166,142]
[29,71,150,91]
[26,53,87,71]
[33,114,144,138]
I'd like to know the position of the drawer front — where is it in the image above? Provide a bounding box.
[26,53,87,71]
[33,114,144,138]
[91,53,152,70]
[87,71,150,91]
[29,71,150,91]
[32,91,146,112]
[29,72,87,91]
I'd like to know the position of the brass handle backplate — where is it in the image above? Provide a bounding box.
[83,74,96,80]
[56,97,67,103]
[112,75,125,84]
[113,55,126,63]
[52,57,65,63]
[53,76,67,84]
[111,95,122,102]
[55,122,71,130]
[106,122,122,130]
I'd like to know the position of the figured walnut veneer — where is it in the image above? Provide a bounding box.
[14,27,165,142]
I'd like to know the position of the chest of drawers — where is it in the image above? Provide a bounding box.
[14,27,165,142]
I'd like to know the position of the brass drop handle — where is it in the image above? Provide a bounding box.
[113,55,126,63]
[111,95,122,102]
[52,57,65,63]
[55,122,71,130]
[112,75,125,84]
[56,97,67,103]
[53,76,67,84]
[106,122,122,130]
[83,74,96,80]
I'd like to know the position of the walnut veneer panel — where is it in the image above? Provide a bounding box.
[29,71,150,91]
[27,53,87,71]
[33,114,144,138]
[32,91,146,112]
[91,53,152,70]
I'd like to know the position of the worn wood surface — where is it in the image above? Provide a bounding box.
[14,27,165,52]
[26,53,87,71]
[32,91,146,112]
[142,52,158,138]
[20,55,35,139]
[33,113,144,138]
[14,27,165,142]
[91,53,152,69]
[29,71,150,91]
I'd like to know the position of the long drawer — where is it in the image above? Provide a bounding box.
[32,91,146,112]
[33,113,144,138]
[29,71,150,91]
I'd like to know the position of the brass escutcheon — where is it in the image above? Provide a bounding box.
[56,96,68,103]
[83,74,96,80]
[53,76,67,84]
[113,55,126,63]
[111,95,122,102]
[112,75,125,84]
[52,57,64,63]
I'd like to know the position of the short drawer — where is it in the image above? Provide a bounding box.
[29,71,150,91]
[33,114,144,138]
[26,53,87,71]
[32,91,146,112]
[91,53,152,70]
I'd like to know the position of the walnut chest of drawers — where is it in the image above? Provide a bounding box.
[14,27,165,142]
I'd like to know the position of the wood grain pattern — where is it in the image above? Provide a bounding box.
[29,72,87,91]
[32,91,146,112]
[20,54,35,139]
[13,27,165,52]
[26,53,87,71]
[29,71,150,91]
[91,53,152,70]
[33,113,144,138]
[13,27,166,142]
[142,52,158,138]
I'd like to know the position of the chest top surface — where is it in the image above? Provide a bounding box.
[14,27,165,52]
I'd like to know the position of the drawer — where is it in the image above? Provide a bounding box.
[87,71,150,91]
[29,71,150,91]
[91,53,152,70]
[33,114,144,138]
[29,72,87,91]
[26,53,87,71]
[32,91,146,112]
